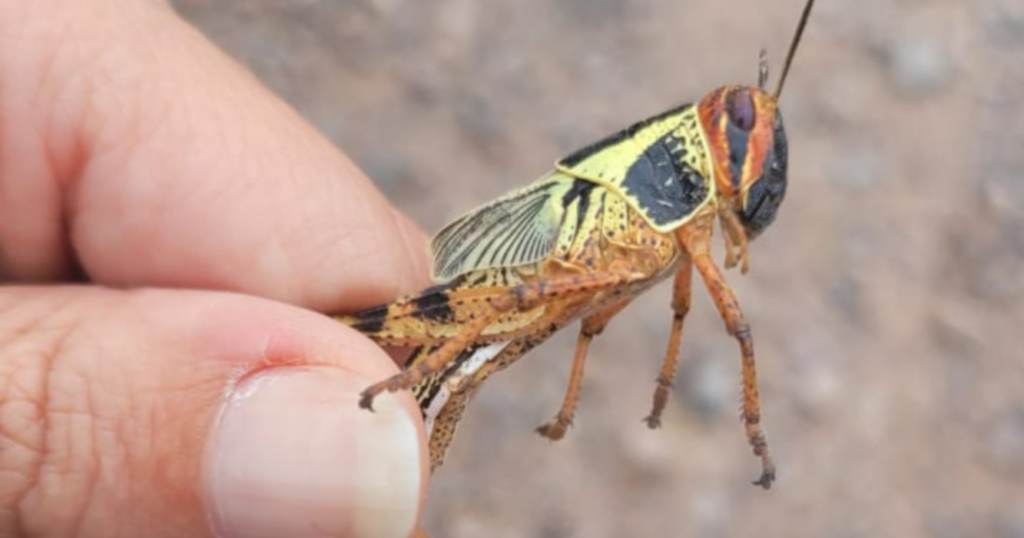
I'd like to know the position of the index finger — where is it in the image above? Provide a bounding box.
[0,0,429,312]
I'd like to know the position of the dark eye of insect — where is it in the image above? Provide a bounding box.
[726,89,756,132]
[739,113,789,237]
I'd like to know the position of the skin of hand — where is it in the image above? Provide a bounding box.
[0,1,433,537]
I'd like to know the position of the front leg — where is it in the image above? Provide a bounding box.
[678,217,776,489]
[719,208,751,274]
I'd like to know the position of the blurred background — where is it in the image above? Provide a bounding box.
[171,0,1021,536]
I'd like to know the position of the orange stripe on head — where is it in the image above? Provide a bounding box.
[698,85,779,209]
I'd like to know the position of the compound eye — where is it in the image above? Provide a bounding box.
[726,89,756,131]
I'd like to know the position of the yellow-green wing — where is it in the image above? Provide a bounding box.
[430,174,576,282]
[555,102,715,232]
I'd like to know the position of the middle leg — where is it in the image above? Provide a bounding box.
[536,300,630,441]
[644,251,693,428]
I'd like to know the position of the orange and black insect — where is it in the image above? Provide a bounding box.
[338,0,816,489]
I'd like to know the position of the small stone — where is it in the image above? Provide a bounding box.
[929,310,984,362]
[842,223,880,263]
[616,428,673,479]
[536,515,573,538]
[963,218,1024,303]
[881,33,956,98]
[829,142,883,190]
[994,502,1024,538]
[826,272,863,325]
[981,0,1024,49]
[677,350,735,422]
[925,512,977,538]
[980,171,1024,218]
[556,0,629,27]
[987,405,1024,476]
[789,334,845,419]
[929,311,985,418]
[687,490,733,536]
[361,157,426,204]
[455,92,506,151]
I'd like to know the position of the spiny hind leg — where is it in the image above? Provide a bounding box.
[426,390,470,473]
[358,271,635,411]
[644,252,693,428]
[536,300,630,441]
[424,339,532,471]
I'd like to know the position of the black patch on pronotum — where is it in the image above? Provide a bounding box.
[619,132,709,226]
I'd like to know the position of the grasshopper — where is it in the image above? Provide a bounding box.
[339,0,816,489]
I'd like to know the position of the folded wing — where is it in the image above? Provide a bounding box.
[430,175,573,282]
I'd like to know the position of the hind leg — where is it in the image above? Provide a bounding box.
[359,271,636,411]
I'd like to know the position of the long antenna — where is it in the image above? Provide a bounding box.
[758,49,769,90]
[773,0,816,99]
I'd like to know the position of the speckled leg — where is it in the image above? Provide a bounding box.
[679,216,775,489]
[536,301,630,441]
[359,271,635,411]
[644,252,692,428]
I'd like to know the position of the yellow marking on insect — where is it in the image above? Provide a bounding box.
[554,105,720,233]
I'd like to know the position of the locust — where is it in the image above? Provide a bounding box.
[338,0,816,489]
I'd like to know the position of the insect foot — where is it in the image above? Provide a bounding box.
[643,374,676,429]
[535,417,573,441]
[754,466,776,489]
[749,428,776,489]
[357,389,377,412]
[358,373,411,411]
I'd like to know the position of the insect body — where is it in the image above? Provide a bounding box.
[339,0,816,489]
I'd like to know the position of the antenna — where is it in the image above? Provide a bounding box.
[773,0,816,99]
[758,49,769,90]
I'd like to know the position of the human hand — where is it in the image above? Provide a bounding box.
[0,1,430,537]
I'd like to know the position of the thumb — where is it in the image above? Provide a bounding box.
[0,286,427,538]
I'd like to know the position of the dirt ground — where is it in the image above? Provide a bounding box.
[172,1,1023,536]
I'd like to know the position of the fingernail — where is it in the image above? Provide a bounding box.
[206,368,421,538]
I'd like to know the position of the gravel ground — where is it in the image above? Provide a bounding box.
[172,1,1023,537]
